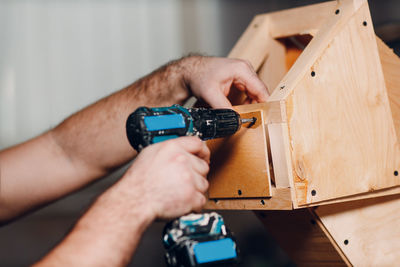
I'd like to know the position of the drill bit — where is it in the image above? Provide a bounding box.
[241,117,257,125]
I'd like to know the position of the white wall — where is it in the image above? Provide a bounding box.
[0,0,223,149]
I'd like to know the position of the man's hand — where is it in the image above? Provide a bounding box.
[182,56,269,108]
[115,136,210,220]
[35,137,210,266]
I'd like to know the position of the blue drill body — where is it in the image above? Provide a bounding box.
[126,105,242,266]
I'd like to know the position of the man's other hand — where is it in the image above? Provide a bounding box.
[183,56,269,108]
[116,136,210,220]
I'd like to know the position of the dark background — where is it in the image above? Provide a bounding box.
[1,0,399,266]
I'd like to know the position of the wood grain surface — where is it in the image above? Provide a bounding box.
[207,110,271,198]
[287,3,400,206]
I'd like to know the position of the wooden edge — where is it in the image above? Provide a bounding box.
[267,1,337,38]
[258,38,287,95]
[267,123,292,188]
[204,187,292,210]
[268,0,358,102]
[227,15,272,105]
[233,101,285,124]
[309,208,352,266]
[228,14,270,71]
[376,35,400,142]
[297,185,400,208]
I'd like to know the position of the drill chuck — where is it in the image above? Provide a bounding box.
[190,108,241,140]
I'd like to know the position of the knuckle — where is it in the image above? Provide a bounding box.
[204,178,209,189]
[182,187,195,202]
[196,194,206,208]
[201,178,209,192]
[180,170,193,183]
[173,153,187,164]
[203,161,210,173]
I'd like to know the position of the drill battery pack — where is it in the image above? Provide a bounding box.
[163,212,239,267]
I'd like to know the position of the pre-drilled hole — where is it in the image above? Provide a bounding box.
[363,21,367,26]
[311,71,316,77]
[395,170,399,176]
[213,199,219,203]
[335,9,340,15]
[344,239,349,245]
[238,189,242,195]
[261,199,265,205]
[311,190,317,196]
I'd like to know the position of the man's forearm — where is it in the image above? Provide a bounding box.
[51,56,196,176]
[0,57,196,221]
[34,179,155,267]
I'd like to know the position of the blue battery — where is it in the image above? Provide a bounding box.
[193,238,237,264]
[144,114,186,131]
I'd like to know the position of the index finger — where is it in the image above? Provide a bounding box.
[232,60,269,102]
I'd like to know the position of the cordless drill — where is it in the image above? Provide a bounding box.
[126,104,255,266]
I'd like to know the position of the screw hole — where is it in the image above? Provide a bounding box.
[238,189,242,196]
[395,170,399,176]
[213,199,219,203]
[363,21,367,26]
[311,190,317,196]
[335,9,340,15]
[344,239,349,245]
[311,71,316,77]
[261,199,265,205]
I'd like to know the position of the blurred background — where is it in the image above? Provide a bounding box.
[0,0,399,266]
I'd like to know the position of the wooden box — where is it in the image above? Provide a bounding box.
[205,1,400,265]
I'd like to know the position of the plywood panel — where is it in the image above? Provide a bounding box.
[316,194,400,266]
[207,110,271,198]
[267,1,336,39]
[287,3,400,205]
